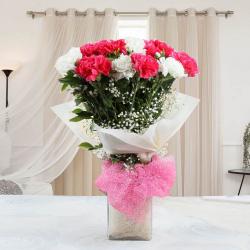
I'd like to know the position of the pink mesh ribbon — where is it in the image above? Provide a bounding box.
[96,155,176,221]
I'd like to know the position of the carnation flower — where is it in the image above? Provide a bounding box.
[145,40,174,57]
[173,51,198,77]
[131,53,159,79]
[81,39,127,57]
[125,37,146,54]
[112,54,135,80]
[165,57,186,78]
[55,47,82,76]
[158,57,169,77]
[95,55,112,76]
[80,43,96,57]
[96,40,114,55]
[111,39,127,54]
[75,55,111,82]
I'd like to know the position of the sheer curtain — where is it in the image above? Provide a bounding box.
[0,8,117,195]
[149,8,222,196]
[52,9,118,196]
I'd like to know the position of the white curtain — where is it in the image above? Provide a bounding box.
[0,8,117,195]
[149,8,222,196]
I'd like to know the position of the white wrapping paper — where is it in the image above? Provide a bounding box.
[51,102,98,145]
[52,92,199,154]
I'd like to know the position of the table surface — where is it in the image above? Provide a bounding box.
[0,196,250,250]
[228,169,250,175]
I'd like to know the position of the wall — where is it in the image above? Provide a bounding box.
[0,0,250,195]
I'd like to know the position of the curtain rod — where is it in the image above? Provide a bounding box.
[27,10,234,19]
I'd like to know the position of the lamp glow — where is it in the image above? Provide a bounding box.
[0,61,21,71]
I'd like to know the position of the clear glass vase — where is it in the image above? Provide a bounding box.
[107,198,152,241]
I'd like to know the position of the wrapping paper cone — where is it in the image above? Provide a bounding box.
[51,92,199,153]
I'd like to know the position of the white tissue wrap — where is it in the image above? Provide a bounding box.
[52,92,199,154]
[51,101,97,145]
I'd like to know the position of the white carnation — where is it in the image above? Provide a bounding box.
[165,57,187,78]
[112,54,135,80]
[158,57,169,77]
[55,47,82,76]
[125,37,145,54]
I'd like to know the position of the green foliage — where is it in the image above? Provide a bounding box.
[70,111,93,122]
[59,70,82,88]
[59,70,176,161]
[63,73,174,131]
[79,142,103,151]
[110,154,140,166]
[72,108,84,114]
[61,82,68,91]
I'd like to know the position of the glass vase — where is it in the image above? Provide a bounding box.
[107,198,152,241]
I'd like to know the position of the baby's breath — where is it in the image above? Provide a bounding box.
[105,81,121,98]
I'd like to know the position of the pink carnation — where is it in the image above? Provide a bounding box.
[144,40,174,57]
[80,43,96,57]
[75,55,111,81]
[80,39,127,57]
[131,53,159,79]
[95,40,116,55]
[111,39,127,54]
[173,51,198,77]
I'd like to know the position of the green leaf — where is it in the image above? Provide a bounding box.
[102,97,113,108]
[79,142,103,151]
[61,82,68,91]
[70,116,85,122]
[59,70,83,88]
[78,111,93,119]
[89,143,103,151]
[72,108,83,114]
[75,98,82,106]
[79,142,95,150]
[70,111,93,122]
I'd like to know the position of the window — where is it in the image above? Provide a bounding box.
[117,17,148,39]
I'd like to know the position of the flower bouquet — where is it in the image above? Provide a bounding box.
[54,38,199,240]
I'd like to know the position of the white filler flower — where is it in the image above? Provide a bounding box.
[112,54,135,80]
[165,57,187,78]
[55,47,82,76]
[125,37,145,54]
